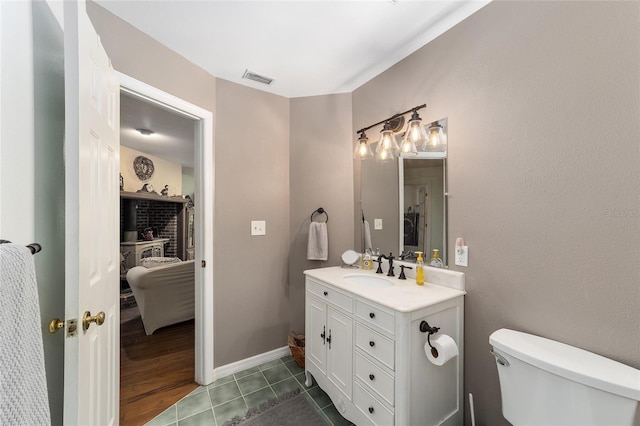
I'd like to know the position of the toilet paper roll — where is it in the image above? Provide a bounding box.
[425,334,459,366]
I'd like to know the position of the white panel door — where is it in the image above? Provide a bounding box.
[63,1,120,424]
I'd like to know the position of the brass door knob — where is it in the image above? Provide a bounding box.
[82,311,105,331]
[48,318,65,334]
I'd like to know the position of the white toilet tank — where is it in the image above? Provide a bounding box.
[489,328,640,426]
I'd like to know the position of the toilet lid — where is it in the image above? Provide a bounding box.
[490,328,640,401]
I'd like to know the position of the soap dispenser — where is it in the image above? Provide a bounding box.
[415,251,424,286]
[429,249,444,268]
[361,249,373,270]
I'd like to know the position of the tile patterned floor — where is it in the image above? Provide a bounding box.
[145,355,355,426]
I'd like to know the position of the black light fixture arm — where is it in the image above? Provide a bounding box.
[357,103,426,135]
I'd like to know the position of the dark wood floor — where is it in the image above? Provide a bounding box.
[120,303,198,426]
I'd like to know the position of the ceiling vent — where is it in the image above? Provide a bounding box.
[242,69,274,86]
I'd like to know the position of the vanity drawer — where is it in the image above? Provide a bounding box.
[354,382,394,426]
[355,351,394,406]
[355,323,395,370]
[307,280,352,313]
[356,300,395,335]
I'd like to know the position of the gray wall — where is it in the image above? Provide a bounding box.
[33,2,66,424]
[289,94,355,333]
[352,2,640,424]
[1,2,66,424]
[214,78,291,365]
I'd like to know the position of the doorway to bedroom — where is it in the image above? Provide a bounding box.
[116,75,213,425]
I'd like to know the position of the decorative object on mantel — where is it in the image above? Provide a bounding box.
[119,173,124,191]
[136,183,157,194]
[185,195,194,208]
[160,185,169,196]
[133,155,154,181]
[120,191,187,203]
[142,228,154,241]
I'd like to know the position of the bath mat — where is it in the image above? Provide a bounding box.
[223,389,326,426]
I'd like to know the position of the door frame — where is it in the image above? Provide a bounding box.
[117,72,215,384]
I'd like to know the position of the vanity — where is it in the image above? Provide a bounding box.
[304,263,465,426]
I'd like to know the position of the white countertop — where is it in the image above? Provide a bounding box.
[304,266,466,313]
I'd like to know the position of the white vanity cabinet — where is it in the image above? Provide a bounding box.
[304,267,465,426]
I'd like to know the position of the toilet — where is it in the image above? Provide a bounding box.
[490,328,640,425]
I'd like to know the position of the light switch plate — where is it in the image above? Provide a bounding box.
[251,220,266,236]
[455,246,468,267]
[374,219,383,230]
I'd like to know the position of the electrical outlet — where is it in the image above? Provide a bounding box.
[455,246,468,267]
[251,220,266,236]
[374,219,383,230]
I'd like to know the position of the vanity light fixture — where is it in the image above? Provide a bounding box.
[355,103,427,161]
[353,131,374,159]
[136,128,155,136]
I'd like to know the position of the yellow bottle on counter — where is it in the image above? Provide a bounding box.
[361,249,373,270]
[415,251,424,286]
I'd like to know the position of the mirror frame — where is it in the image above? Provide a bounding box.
[397,152,447,265]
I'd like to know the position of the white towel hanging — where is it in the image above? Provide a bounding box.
[307,222,328,261]
[0,243,51,425]
[363,220,372,251]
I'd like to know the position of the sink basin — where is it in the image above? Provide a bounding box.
[343,274,395,289]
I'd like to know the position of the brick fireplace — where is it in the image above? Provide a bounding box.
[120,197,186,258]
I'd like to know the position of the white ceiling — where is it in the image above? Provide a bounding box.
[120,92,196,167]
[97,0,490,98]
[112,1,490,166]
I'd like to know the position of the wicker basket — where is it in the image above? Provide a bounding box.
[288,331,305,368]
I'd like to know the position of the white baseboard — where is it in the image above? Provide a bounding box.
[210,346,291,382]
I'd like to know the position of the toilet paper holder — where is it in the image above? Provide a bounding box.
[419,320,441,357]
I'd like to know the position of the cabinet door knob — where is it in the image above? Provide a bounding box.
[369,374,375,381]
[369,341,375,347]
[369,312,375,319]
[368,407,375,414]
[323,291,328,296]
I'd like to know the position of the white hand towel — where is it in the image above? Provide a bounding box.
[307,222,328,261]
[363,220,372,251]
[0,244,51,425]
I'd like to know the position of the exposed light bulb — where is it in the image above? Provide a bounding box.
[375,146,394,162]
[404,111,428,153]
[376,123,399,154]
[424,124,445,151]
[354,132,373,159]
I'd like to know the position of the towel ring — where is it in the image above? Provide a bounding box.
[311,207,329,223]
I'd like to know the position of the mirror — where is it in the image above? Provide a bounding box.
[398,156,447,264]
[359,118,447,265]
